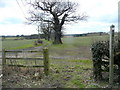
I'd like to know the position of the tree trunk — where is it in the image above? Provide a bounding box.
[53,31,62,44]
[53,21,63,44]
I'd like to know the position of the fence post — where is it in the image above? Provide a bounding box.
[109,25,115,87]
[2,49,6,65]
[43,48,49,76]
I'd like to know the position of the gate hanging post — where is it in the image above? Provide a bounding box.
[43,48,49,76]
[109,25,115,87]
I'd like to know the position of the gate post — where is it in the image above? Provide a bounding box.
[2,49,6,65]
[43,48,49,76]
[109,25,115,87]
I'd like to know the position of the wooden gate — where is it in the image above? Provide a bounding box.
[2,48,49,76]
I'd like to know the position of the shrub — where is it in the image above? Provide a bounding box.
[91,39,120,82]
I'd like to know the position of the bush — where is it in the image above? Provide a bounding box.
[91,39,120,82]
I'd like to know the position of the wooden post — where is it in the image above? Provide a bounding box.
[2,49,6,65]
[43,48,49,76]
[109,25,115,87]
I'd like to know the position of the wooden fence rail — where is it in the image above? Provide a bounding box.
[2,48,49,76]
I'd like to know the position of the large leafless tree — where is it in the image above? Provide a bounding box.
[27,0,87,44]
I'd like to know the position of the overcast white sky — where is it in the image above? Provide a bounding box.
[0,0,119,35]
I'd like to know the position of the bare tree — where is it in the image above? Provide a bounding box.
[27,0,87,44]
[41,21,53,41]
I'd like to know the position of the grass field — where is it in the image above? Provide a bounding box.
[2,39,51,50]
[2,35,109,50]
[49,35,109,60]
[2,39,36,50]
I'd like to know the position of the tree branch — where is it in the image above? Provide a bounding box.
[60,14,68,26]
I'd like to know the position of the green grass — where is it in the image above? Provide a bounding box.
[2,39,36,50]
[49,35,109,60]
[71,79,86,88]
[2,39,51,50]
[68,59,92,64]
[47,59,106,88]
[56,35,109,48]
[2,35,108,50]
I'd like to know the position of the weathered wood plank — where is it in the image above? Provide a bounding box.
[5,50,42,53]
[5,58,44,60]
[7,64,44,67]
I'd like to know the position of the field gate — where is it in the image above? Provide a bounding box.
[2,48,49,76]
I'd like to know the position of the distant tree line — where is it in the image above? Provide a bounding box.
[64,32,108,37]
[0,32,109,41]
[1,34,44,41]
[24,34,44,39]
